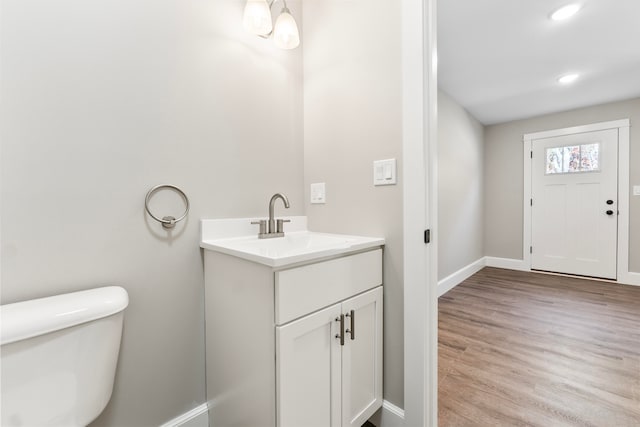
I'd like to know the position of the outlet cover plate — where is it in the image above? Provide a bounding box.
[373,159,397,186]
[633,185,640,196]
[310,182,326,204]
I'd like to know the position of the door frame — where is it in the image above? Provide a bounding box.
[402,0,438,426]
[522,119,634,284]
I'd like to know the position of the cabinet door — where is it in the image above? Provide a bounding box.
[276,304,342,427]
[341,287,383,427]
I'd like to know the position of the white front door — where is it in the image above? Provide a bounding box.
[531,129,619,279]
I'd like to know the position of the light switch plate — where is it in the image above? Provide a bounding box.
[373,159,397,186]
[310,182,326,204]
[633,185,640,196]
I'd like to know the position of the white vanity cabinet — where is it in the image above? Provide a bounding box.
[277,286,382,427]
[203,246,383,427]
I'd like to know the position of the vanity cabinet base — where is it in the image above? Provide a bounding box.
[204,249,383,427]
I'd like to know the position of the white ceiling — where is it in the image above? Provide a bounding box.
[438,0,640,125]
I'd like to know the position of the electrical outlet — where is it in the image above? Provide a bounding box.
[633,185,640,196]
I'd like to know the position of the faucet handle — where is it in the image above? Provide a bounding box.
[251,220,267,235]
[276,219,291,234]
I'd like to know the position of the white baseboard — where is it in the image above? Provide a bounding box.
[369,399,405,427]
[619,271,640,286]
[160,403,208,427]
[485,256,529,271]
[437,258,486,297]
[163,400,403,427]
[381,400,405,424]
[484,256,640,287]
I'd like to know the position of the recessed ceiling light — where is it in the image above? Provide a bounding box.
[558,73,579,84]
[551,4,582,21]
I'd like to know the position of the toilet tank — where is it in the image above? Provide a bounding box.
[1,286,129,427]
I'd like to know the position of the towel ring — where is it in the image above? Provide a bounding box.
[145,184,190,229]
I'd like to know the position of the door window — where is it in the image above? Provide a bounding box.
[545,143,600,174]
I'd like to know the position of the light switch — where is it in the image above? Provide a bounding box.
[373,159,397,186]
[384,164,393,179]
[634,185,640,196]
[310,182,326,204]
[375,165,384,181]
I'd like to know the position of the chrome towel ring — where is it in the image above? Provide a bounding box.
[144,184,190,229]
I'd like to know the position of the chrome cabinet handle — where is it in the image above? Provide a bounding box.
[335,315,345,346]
[345,310,355,340]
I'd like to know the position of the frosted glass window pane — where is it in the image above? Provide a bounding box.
[564,145,580,173]
[544,142,601,174]
[546,147,563,174]
[580,143,600,171]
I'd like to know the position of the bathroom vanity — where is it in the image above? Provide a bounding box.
[201,217,384,427]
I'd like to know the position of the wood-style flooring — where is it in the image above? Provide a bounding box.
[438,267,640,426]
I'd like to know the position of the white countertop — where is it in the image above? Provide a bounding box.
[200,217,384,267]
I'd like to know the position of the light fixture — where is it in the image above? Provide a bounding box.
[243,0,273,35]
[243,0,300,49]
[550,4,582,21]
[558,73,580,84]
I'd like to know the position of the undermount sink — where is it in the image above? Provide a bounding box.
[200,217,384,267]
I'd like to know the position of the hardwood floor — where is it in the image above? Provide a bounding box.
[438,267,640,426]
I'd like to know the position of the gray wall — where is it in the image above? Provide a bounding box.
[0,1,304,425]
[302,0,404,409]
[484,97,640,273]
[437,90,485,280]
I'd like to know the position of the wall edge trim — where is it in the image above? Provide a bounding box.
[374,399,406,426]
[485,257,529,271]
[523,119,630,141]
[437,258,486,297]
[161,400,408,427]
[619,272,640,286]
[159,403,208,427]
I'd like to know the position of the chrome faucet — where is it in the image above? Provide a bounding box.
[268,193,290,234]
[251,193,291,239]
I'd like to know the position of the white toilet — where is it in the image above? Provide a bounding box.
[1,286,129,427]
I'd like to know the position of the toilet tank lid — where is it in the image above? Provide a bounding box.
[1,286,129,346]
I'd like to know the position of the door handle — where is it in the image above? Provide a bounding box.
[345,310,355,340]
[606,210,614,215]
[606,200,614,205]
[335,315,345,346]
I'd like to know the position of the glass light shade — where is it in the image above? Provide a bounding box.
[558,73,579,84]
[243,0,273,35]
[273,9,300,49]
[550,4,581,21]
